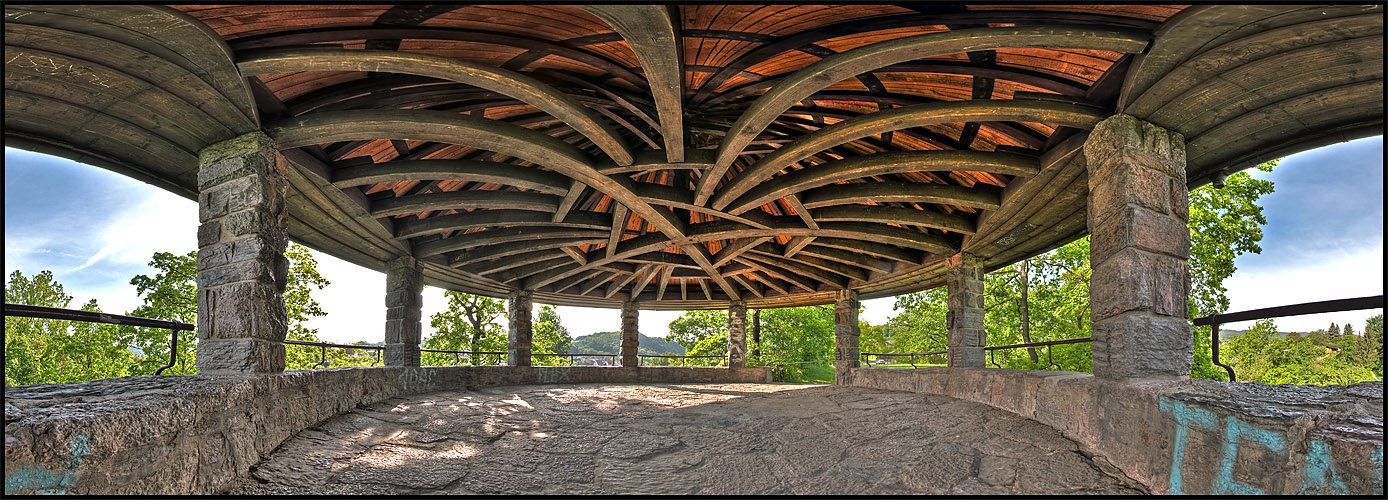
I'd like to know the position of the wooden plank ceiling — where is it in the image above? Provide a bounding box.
[5,4,1381,310]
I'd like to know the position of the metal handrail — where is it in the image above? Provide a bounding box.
[860,350,947,368]
[4,303,193,375]
[533,353,618,366]
[984,337,1093,370]
[637,353,724,367]
[1192,295,1384,382]
[282,339,383,368]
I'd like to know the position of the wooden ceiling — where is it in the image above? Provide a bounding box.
[5,4,1382,310]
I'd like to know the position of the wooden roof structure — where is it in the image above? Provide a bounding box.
[5,4,1383,309]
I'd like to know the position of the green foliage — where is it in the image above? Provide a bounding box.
[5,243,344,385]
[4,271,137,385]
[425,291,507,365]
[1222,319,1380,385]
[531,305,574,366]
[665,309,727,352]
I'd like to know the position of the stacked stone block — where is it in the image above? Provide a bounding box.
[383,257,423,367]
[727,300,747,368]
[195,132,289,374]
[507,290,533,366]
[1083,114,1193,380]
[946,253,987,368]
[833,289,860,384]
[620,300,639,367]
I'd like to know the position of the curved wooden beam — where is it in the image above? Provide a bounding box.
[416,226,610,258]
[698,25,1150,205]
[451,237,610,267]
[332,158,572,193]
[584,5,685,162]
[714,99,1097,210]
[369,190,561,218]
[395,209,611,239]
[238,48,634,164]
[800,182,1002,211]
[811,205,976,235]
[724,150,1039,214]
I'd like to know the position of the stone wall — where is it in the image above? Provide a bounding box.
[3,366,772,495]
[849,368,1384,495]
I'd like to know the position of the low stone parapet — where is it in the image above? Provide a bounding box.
[3,366,771,494]
[849,367,1383,495]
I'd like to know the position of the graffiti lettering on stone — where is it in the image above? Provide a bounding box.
[4,432,90,494]
[1159,397,1384,495]
[118,13,191,35]
[537,366,572,384]
[398,367,435,393]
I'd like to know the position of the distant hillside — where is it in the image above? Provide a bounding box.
[1217,329,1299,342]
[570,331,685,355]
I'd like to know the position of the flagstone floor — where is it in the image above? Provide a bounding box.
[230,383,1146,495]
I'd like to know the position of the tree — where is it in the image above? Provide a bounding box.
[127,251,200,375]
[5,271,135,385]
[1328,323,1341,338]
[426,291,507,365]
[666,309,727,353]
[532,305,573,366]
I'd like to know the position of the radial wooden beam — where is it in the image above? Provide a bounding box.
[726,150,1038,215]
[552,180,588,222]
[696,25,1151,205]
[699,278,713,301]
[714,100,1096,210]
[418,227,609,258]
[605,203,629,258]
[605,265,649,298]
[712,237,774,267]
[395,209,610,240]
[799,182,1002,211]
[734,256,817,293]
[629,264,663,298]
[584,5,684,162]
[331,158,573,194]
[451,237,609,267]
[560,246,588,266]
[239,48,634,164]
[655,264,676,301]
[811,205,975,235]
[369,190,561,218]
[578,271,617,295]
[731,275,764,298]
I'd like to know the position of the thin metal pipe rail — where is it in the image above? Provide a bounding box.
[984,337,1093,370]
[1192,295,1384,382]
[420,348,507,366]
[282,339,383,368]
[533,353,618,366]
[637,354,725,366]
[860,350,947,368]
[4,303,193,375]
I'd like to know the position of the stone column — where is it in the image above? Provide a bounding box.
[620,300,639,367]
[195,132,288,375]
[833,289,860,384]
[383,256,423,367]
[946,253,986,368]
[751,309,761,361]
[507,289,533,366]
[1084,114,1192,380]
[727,300,747,368]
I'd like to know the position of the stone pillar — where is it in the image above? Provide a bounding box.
[946,253,986,368]
[751,309,761,361]
[383,256,423,367]
[1084,114,1193,380]
[620,300,639,367]
[508,290,533,366]
[833,289,860,384]
[727,300,747,368]
[195,132,288,375]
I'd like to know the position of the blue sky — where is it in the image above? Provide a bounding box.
[4,136,1383,343]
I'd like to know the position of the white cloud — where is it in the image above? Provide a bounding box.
[1222,241,1384,332]
[65,194,198,273]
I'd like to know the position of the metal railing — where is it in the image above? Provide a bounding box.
[1193,295,1384,382]
[282,339,382,368]
[534,353,618,366]
[984,337,1093,370]
[4,303,193,375]
[638,354,725,366]
[861,350,947,368]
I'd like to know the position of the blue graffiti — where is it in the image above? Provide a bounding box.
[1371,446,1384,495]
[398,367,435,393]
[537,366,572,384]
[1299,440,1353,495]
[1215,415,1284,495]
[4,432,90,495]
[1158,398,1286,495]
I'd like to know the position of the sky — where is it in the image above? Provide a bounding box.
[4,136,1383,343]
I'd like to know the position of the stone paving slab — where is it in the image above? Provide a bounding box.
[230,383,1147,495]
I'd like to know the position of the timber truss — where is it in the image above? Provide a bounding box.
[5,4,1383,309]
